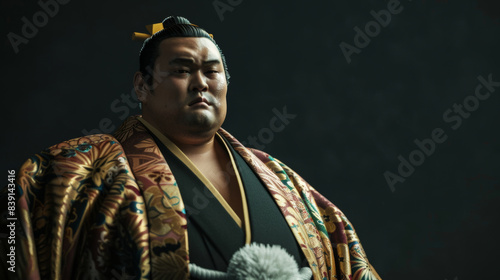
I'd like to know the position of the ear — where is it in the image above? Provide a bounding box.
[133,71,151,104]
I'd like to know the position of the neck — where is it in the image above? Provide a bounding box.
[173,134,217,158]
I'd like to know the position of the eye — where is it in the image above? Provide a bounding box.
[175,69,190,74]
[205,70,219,75]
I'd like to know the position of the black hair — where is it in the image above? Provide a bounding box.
[138,16,230,85]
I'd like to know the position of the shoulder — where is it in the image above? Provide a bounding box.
[18,134,125,181]
[42,134,123,158]
[218,127,310,188]
[217,127,278,164]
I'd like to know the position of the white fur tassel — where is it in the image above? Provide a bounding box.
[189,243,312,280]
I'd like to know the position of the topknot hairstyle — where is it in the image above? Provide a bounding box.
[138,16,230,85]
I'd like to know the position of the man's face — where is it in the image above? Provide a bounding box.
[139,37,228,141]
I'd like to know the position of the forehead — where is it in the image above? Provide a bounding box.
[157,37,222,64]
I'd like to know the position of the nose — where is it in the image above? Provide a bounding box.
[189,70,208,93]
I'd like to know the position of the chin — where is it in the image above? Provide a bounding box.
[185,113,218,131]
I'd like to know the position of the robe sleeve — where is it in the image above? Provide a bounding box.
[273,156,382,280]
[2,135,152,280]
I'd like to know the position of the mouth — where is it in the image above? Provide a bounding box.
[188,97,211,106]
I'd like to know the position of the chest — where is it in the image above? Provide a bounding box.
[195,159,244,221]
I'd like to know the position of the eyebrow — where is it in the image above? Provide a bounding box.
[169,58,221,66]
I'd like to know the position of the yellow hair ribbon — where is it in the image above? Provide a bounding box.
[132,22,213,41]
[132,22,163,41]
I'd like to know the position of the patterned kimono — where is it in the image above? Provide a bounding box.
[4,116,381,280]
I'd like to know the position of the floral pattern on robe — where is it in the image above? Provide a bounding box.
[4,116,381,280]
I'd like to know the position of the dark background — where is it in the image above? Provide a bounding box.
[2,0,499,279]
